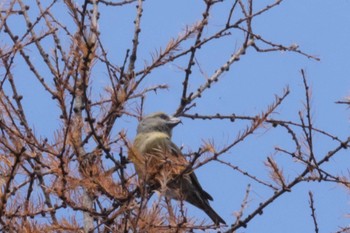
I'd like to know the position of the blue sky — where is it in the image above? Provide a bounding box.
[5,0,350,232]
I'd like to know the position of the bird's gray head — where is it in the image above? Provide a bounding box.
[137,112,181,137]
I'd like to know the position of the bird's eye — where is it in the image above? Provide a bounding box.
[159,113,169,120]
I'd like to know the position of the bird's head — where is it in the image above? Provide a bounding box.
[137,112,181,137]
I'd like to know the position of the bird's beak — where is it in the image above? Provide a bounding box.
[167,116,182,127]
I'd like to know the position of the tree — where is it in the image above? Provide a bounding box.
[0,0,349,232]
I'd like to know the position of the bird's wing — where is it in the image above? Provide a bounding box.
[158,137,214,202]
[146,135,188,176]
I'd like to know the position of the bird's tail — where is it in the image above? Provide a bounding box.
[202,203,226,225]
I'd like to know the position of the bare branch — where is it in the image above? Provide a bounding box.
[308,191,319,233]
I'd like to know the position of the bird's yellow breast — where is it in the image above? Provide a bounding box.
[128,132,171,178]
[133,132,169,153]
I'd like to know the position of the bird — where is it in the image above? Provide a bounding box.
[128,112,226,225]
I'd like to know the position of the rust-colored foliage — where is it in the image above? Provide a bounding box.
[0,0,349,233]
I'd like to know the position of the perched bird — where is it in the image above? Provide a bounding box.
[128,112,226,225]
